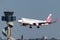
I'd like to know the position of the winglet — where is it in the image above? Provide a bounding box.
[52,19,57,23]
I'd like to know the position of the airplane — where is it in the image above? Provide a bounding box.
[18,14,56,28]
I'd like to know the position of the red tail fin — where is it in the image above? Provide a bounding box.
[46,14,52,22]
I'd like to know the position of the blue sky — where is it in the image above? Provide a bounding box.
[0,0,60,39]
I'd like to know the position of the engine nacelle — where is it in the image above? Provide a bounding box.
[33,23,36,26]
[39,23,41,25]
[22,23,27,26]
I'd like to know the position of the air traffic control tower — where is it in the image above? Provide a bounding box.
[2,11,16,40]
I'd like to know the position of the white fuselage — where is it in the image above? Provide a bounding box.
[22,18,46,24]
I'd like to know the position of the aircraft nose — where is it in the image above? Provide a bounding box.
[18,20,22,22]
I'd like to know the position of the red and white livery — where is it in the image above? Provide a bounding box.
[18,14,56,28]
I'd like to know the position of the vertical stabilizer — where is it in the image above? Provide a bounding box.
[46,14,52,22]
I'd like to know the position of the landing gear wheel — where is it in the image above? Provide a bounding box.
[29,25,32,28]
[29,26,32,28]
[37,26,40,28]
